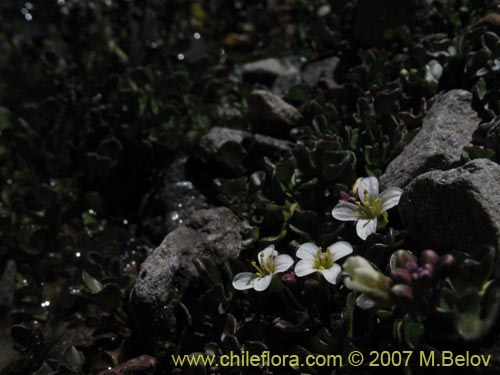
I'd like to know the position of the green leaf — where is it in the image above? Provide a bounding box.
[0,107,10,132]
[194,257,223,286]
[402,314,424,348]
[472,77,487,101]
[454,289,482,340]
[64,345,85,371]
[82,271,103,294]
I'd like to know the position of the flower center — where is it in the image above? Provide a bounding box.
[313,248,334,270]
[356,196,383,219]
[252,253,276,277]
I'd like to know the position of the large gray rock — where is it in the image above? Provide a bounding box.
[399,159,500,255]
[354,0,433,46]
[381,90,480,189]
[132,207,242,337]
[248,90,302,137]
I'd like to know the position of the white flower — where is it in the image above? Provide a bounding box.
[294,241,353,284]
[343,256,392,300]
[331,177,403,240]
[232,245,294,292]
[425,60,443,84]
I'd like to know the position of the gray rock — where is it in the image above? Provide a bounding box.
[381,90,480,189]
[0,260,16,309]
[191,126,252,177]
[248,90,302,137]
[195,126,251,165]
[272,73,302,97]
[354,0,433,46]
[272,56,340,95]
[132,207,242,337]
[399,159,500,255]
[244,134,293,170]
[140,157,210,238]
[301,56,340,87]
[160,157,209,233]
[189,127,294,181]
[250,134,293,154]
[241,57,302,84]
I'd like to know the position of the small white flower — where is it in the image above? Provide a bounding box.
[343,256,392,300]
[425,60,443,84]
[331,177,403,240]
[232,245,294,292]
[294,241,353,284]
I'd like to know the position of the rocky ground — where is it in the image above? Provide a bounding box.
[3,1,500,375]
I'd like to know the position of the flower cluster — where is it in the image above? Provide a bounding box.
[233,242,353,291]
[390,249,455,302]
[234,177,404,292]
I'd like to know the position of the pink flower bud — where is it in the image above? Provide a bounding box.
[281,272,297,285]
[391,268,412,284]
[439,254,455,268]
[391,284,414,300]
[421,249,439,266]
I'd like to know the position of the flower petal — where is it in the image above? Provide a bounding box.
[379,187,403,211]
[294,259,316,277]
[344,277,372,294]
[319,264,341,284]
[253,274,273,291]
[331,202,361,221]
[274,254,294,273]
[358,177,379,205]
[258,245,278,266]
[343,256,372,276]
[356,218,377,240]
[356,293,376,309]
[232,272,257,290]
[327,241,353,262]
[296,242,319,261]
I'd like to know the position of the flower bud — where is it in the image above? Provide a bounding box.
[281,272,297,286]
[416,267,432,280]
[343,256,392,300]
[391,268,412,284]
[304,278,321,292]
[391,250,417,271]
[439,254,455,268]
[391,284,414,300]
[421,249,439,266]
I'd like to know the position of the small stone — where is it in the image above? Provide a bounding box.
[399,159,500,255]
[301,56,340,87]
[193,127,251,168]
[132,207,242,338]
[248,90,302,137]
[381,90,480,189]
[272,56,340,95]
[241,57,301,84]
